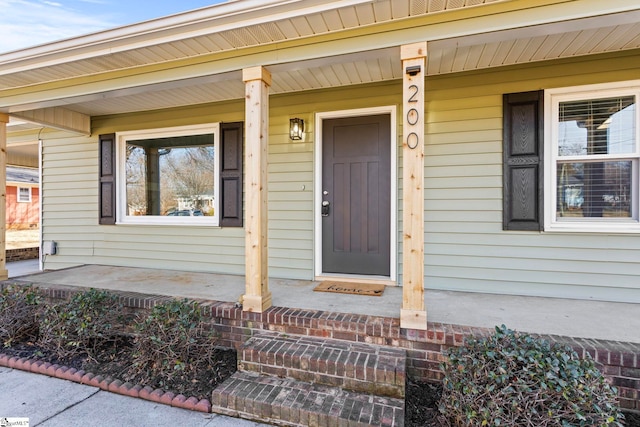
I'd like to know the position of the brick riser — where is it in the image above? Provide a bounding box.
[211,371,404,427]
[240,333,406,399]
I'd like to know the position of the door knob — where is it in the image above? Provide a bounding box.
[322,201,330,216]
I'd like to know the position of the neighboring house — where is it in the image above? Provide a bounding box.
[0,0,639,329]
[6,166,39,229]
[176,195,215,214]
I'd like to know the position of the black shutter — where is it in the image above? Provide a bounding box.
[99,133,117,225]
[503,90,544,231]
[220,122,243,227]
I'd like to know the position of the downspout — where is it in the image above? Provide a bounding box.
[38,129,43,272]
[0,114,7,280]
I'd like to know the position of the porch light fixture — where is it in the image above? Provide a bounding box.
[289,118,304,140]
[405,65,421,76]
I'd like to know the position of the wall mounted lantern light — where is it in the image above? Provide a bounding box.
[289,118,304,140]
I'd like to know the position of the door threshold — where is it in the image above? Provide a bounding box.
[315,274,397,286]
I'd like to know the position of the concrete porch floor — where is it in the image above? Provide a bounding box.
[11,264,639,344]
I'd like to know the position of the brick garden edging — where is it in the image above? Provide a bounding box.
[3,280,640,413]
[0,353,212,413]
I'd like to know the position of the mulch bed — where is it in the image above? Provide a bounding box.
[405,379,446,426]
[1,339,236,402]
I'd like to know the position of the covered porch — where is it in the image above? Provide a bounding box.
[9,263,639,344]
[1,0,639,332]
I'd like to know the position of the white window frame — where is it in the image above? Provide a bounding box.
[17,186,31,203]
[116,123,221,226]
[545,80,640,233]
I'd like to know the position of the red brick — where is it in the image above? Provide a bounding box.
[139,386,154,400]
[80,372,94,384]
[8,356,19,368]
[171,394,188,408]
[621,367,640,379]
[98,377,113,390]
[160,391,175,405]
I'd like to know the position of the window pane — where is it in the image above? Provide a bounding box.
[558,96,635,156]
[125,134,215,217]
[556,161,632,219]
[18,187,30,202]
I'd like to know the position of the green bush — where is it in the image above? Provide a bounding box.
[38,289,126,360]
[439,325,624,427]
[0,285,43,347]
[127,299,220,389]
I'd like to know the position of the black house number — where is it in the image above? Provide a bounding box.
[406,84,420,149]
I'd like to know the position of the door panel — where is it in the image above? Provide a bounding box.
[322,114,391,276]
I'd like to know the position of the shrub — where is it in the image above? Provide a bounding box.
[127,299,223,390]
[38,288,126,360]
[0,285,43,347]
[439,324,624,427]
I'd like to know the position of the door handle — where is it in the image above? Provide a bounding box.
[322,201,330,217]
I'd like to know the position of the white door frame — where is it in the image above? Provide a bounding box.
[314,105,397,283]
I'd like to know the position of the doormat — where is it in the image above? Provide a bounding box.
[313,281,385,297]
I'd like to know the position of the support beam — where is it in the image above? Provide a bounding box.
[242,66,272,313]
[11,107,90,135]
[0,114,9,280]
[400,43,427,330]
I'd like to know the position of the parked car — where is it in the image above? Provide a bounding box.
[167,209,204,216]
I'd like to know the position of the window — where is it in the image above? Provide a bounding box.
[117,124,220,225]
[18,187,31,203]
[546,82,640,232]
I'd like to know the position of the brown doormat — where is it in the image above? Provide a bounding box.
[313,281,385,297]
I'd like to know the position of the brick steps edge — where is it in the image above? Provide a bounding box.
[241,332,406,399]
[212,371,404,427]
[0,352,212,413]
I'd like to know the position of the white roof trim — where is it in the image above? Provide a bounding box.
[0,0,374,73]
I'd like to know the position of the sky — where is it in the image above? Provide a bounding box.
[0,0,228,54]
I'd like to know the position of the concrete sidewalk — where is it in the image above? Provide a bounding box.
[0,367,267,427]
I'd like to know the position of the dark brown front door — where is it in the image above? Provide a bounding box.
[322,114,391,276]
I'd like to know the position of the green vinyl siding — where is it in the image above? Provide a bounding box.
[423,50,640,303]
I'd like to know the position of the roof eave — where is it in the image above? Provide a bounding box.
[0,0,373,69]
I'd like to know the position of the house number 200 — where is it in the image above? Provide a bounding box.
[406,84,420,150]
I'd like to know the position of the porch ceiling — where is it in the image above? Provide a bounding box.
[1,1,639,121]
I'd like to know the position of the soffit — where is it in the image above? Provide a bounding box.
[59,11,640,117]
[427,9,640,74]
[0,0,504,90]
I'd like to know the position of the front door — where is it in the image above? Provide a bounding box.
[321,114,391,276]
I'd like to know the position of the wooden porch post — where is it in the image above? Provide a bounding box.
[400,43,427,330]
[242,66,272,313]
[0,114,8,280]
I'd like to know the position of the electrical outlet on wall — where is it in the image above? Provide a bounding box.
[43,241,57,255]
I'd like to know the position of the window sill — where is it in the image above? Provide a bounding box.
[117,218,220,227]
[545,221,640,233]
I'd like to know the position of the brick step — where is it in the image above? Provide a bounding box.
[211,371,404,427]
[239,333,406,399]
